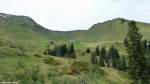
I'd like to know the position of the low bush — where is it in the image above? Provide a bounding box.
[68,60,90,75]
[43,57,61,65]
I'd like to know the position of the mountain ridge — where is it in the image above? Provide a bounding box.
[0,12,150,42]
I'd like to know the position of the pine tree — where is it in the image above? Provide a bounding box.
[105,58,110,67]
[126,21,149,84]
[112,50,120,68]
[148,40,150,51]
[67,43,76,59]
[90,52,98,64]
[108,45,120,68]
[59,44,67,57]
[124,38,129,47]
[95,46,100,56]
[86,47,91,53]
[70,43,75,53]
[116,55,127,71]
[121,55,127,71]
[142,39,147,52]
[100,47,107,59]
[99,47,106,67]
[99,55,105,67]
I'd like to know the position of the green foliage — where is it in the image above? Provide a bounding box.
[126,21,149,84]
[43,57,61,65]
[0,63,45,84]
[44,43,76,59]
[1,13,149,84]
[100,47,107,59]
[90,52,98,64]
[67,43,76,59]
[107,45,120,68]
[99,47,107,67]
[69,60,90,75]
[50,66,105,84]
[115,55,127,71]
[95,46,100,56]
[142,39,147,51]
[124,38,129,47]
[86,47,91,53]
[34,54,42,58]
[48,67,63,78]
[99,55,105,67]
[17,66,44,84]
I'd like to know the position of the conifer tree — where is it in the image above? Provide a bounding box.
[86,47,91,53]
[124,38,129,47]
[108,45,120,68]
[90,52,98,64]
[59,44,67,57]
[100,47,107,59]
[99,55,105,67]
[121,55,127,71]
[142,39,147,52]
[67,43,76,59]
[95,46,100,56]
[126,21,149,84]
[148,40,150,51]
[116,55,127,71]
[99,47,106,67]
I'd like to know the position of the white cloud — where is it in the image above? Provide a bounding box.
[0,0,150,31]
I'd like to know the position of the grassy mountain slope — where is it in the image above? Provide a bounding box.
[1,13,150,43]
[0,13,149,84]
[70,18,150,42]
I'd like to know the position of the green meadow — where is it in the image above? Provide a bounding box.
[0,13,149,84]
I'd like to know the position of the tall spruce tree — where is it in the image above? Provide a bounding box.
[59,44,67,57]
[99,55,105,67]
[148,40,150,51]
[142,39,147,52]
[126,21,149,84]
[117,55,127,71]
[67,43,76,59]
[100,47,107,59]
[108,45,120,68]
[90,52,98,64]
[99,47,106,67]
[95,46,100,56]
[124,38,129,47]
[121,55,127,71]
[86,47,91,53]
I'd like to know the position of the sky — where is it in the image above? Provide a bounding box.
[0,0,150,31]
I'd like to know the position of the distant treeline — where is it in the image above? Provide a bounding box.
[44,43,76,59]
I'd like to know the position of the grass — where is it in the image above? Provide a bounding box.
[1,13,150,84]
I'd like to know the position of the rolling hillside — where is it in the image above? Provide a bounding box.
[0,13,150,43]
[0,13,149,84]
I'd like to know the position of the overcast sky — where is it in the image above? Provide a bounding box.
[0,0,150,31]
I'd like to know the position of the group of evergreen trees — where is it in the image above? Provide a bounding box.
[44,43,76,59]
[90,46,127,71]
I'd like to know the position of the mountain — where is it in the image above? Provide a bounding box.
[67,18,150,42]
[0,13,57,42]
[0,13,150,43]
[0,13,149,84]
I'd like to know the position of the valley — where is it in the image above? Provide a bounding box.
[0,13,149,84]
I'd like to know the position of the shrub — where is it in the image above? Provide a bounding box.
[34,54,42,58]
[43,57,61,65]
[69,60,90,75]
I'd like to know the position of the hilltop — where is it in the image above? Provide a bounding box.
[0,13,150,43]
[0,13,149,84]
